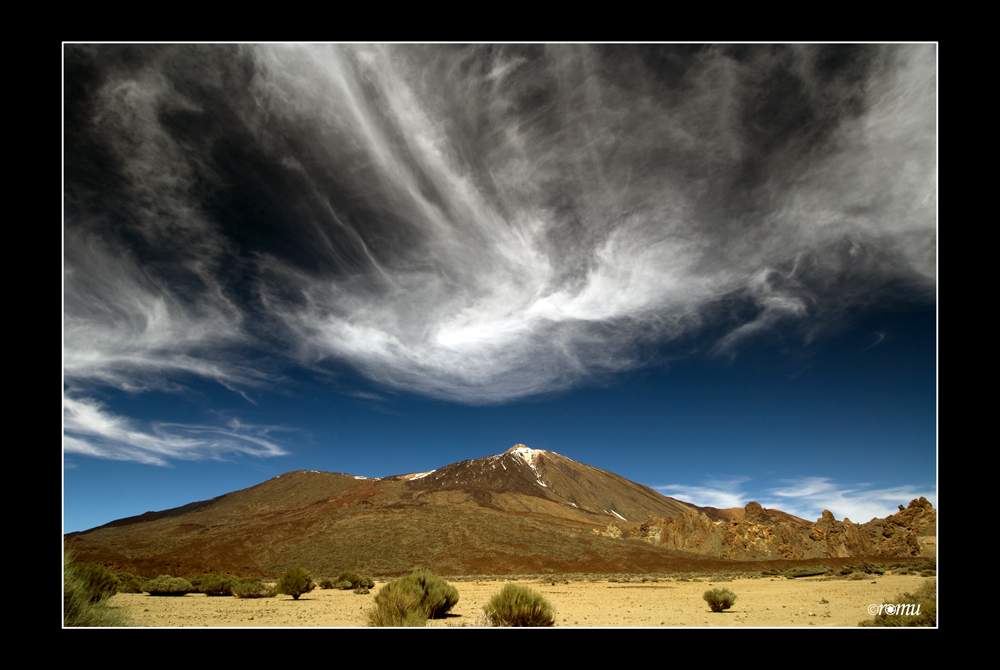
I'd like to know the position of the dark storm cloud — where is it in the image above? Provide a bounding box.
[64,44,936,404]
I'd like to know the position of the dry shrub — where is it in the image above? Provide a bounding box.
[64,549,131,627]
[366,587,427,627]
[144,575,194,596]
[859,579,936,627]
[232,578,277,599]
[276,567,315,600]
[197,574,238,596]
[374,569,458,619]
[484,584,555,627]
[335,571,375,590]
[114,572,144,594]
[703,588,737,612]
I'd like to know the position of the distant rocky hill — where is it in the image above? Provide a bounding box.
[65,445,936,577]
[600,498,935,561]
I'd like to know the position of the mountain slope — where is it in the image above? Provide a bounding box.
[64,445,935,577]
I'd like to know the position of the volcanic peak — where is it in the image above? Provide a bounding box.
[507,444,546,468]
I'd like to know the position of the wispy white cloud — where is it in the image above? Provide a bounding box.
[249,44,936,402]
[63,395,289,466]
[761,476,937,523]
[656,475,936,523]
[655,477,751,509]
[64,44,936,404]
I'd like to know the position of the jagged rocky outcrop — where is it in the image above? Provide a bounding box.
[807,497,936,558]
[599,497,936,560]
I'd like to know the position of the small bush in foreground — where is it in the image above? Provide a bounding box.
[276,567,315,600]
[68,561,118,602]
[144,575,195,596]
[484,584,555,627]
[366,587,427,627]
[374,569,458,620]
[703,588,737,612]
[232,578,276,599]
[64,551,130,627]
[859,580,936,627]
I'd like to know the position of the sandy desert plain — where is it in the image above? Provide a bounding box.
[106,572,936,628]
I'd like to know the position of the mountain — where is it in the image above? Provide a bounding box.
[64,445,935,577]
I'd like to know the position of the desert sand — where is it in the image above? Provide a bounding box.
[108,573,935,627]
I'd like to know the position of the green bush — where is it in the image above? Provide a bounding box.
[484,584,555,627]
[703,588,737,612]
[64,550,130,627]
[334,571,375,590]
[373,569,458,620]
[67,561,118,603]
[365,587,427,627]
[113,572,145,594]
[232,578,276,599]
[197,574,238,596]
[783,566,828,579]
[858,562,885,575]
[859,580,936,627]
[319,578,336,589]
[144,575,195,596]
[276,567,315,600]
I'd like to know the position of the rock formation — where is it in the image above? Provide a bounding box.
[599,497,936,561]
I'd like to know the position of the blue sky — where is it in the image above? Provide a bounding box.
[63,44,936,534]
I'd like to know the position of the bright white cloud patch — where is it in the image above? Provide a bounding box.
[63,396,288,466]
[762,476,937,523]
[657,475,936,523]
[655,477,751,510]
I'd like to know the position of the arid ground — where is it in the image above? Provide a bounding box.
[109,573,935,627]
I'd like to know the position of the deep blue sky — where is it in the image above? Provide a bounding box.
[63,44,936,533]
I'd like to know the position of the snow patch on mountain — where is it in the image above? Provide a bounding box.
[407,470,436,480]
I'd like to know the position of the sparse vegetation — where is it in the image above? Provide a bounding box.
[368,569,458,625]
[144,575,195,596]
[703,588,737,612]
[113,572,145,594]
[784,566,828,579]
[858,562,885,575]
[483,584,555,627]
[276,567,315,600]
[64,550,131,627]
[196,573,238,596]
[334,571,375,590]
[859,580,936,627]
[365,586,427,627]
[232,578,276,599]
[67,561,118,602]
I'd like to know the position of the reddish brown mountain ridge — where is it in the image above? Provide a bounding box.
[65,445,936,577]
